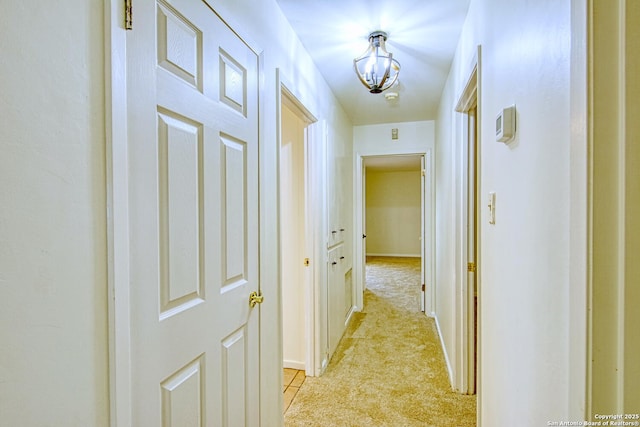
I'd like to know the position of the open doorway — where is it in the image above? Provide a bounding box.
[279,83,317,375]
[362,155,426,308]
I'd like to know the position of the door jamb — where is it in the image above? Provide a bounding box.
[105,1,132,425]
[454,46,481,397]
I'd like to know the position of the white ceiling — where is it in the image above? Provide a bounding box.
[275,0,471,126]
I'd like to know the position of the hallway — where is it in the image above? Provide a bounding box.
[284,257,476,426]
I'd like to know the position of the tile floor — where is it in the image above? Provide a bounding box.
[283,368,306,413]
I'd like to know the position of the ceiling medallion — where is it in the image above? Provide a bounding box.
[353,31,401,94]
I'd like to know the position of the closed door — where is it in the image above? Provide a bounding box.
[127,0,260,425]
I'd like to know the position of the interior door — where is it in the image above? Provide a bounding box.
[466,106,478,394]
[127,0,260,425]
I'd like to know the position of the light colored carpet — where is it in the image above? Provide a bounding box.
[284,256,477,427]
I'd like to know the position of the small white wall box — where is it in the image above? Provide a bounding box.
[496,105,516,142]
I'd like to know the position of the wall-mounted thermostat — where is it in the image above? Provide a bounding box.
[496,105,516,142]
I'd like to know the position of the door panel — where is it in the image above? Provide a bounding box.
[127,0,259,425]
[160,356,205,427]
[157,110,204,319]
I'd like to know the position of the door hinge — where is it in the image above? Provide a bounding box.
[421,169,426,176]
[125,0,133,30]
[304,258,310,267]
[421,284,425,292]
[249,291,264,308]
[467,262,476,273]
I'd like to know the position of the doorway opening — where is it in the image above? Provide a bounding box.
[278,82,317,377]
[361,154,429,310]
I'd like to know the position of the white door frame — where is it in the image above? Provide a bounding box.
[354,154,366,311]
[276,71,320,376]
[105,2,279,425]
[104,2,131,424]
[424,150,436,316]
[454,47,480,397]
[353,152,434,314]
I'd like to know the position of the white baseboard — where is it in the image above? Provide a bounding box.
[366,253,421,258]
[283,360,305,371]
[433,313,455,390]
[344,305,356,327]
[319,356,328,376]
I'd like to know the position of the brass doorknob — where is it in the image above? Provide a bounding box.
[249,291,264,308]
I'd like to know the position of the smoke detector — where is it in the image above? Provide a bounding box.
[384,91,399,101]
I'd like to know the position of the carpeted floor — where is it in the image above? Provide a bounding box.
[284,256,477,427]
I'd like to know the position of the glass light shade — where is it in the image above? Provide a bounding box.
[353,31,401,94]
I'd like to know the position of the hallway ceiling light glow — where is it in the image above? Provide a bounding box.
[353,31,401,94]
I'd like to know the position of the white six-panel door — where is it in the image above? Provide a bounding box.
[127,0,260,425]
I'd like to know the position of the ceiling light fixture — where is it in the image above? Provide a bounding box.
[353,31,401,94]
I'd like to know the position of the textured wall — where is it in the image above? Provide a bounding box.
[436,0,572,423]
[366,170,422,256]
[0,1,109,425]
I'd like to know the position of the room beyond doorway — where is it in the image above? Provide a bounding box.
[360,154,431,314]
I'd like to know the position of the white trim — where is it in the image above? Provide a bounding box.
[433,313,454,389]
[309,119,329,376]
[425,150,436,316]
[105,1,131,426]
[344,305,356,328]
[568,0,588,418]
[353,153,365,310]
[365,253,422,258]
[475,44,483,423]
[453,45,481,397]
[258,51,282,427]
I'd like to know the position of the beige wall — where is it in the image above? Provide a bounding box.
[365,170,421,256]
[0,1,109,425]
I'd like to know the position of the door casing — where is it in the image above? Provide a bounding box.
[354,152,434,314]
[454,46,481,397]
